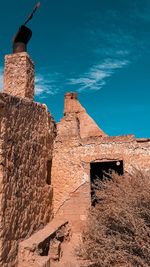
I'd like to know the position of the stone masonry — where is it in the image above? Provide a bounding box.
[0,93,56,267]
[51,93,150,232]
[4,52,34,100]
[0,52,56,266]
[0,50,149,266]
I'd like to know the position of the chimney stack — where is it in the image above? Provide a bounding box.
[3,14,35,100]
[64,92,85,115]
[3,52,34,100]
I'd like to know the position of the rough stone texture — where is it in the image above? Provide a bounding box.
[51,233,82,267]
[0,62,149,267]
[18,218,69,267]
[64,92,107,138]
[18,215,80,267]
[0,103,4,265]
[4,52,34,100]
[51,93,150,231]
[0,92,56,267]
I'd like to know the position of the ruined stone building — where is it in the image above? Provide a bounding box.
[0,48,150,266]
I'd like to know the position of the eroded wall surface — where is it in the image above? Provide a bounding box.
[52,94,150,231]
[0,93,56,267]
[4,53,34,100]
[0,105,4,263]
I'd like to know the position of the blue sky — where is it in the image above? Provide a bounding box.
[0,0,150,137]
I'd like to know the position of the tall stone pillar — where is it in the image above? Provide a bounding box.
[3,52,34,100]
[64,92,85,115]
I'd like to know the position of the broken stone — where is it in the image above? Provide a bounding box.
[49,240,61,261]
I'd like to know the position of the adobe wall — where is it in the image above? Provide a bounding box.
[51,94,150,231]
[0,93,56,267]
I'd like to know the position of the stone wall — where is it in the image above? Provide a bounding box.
[0,99,4,264]
[18,218,69,267]
[0,93,56,267]
[4,53,34,100]
[51,93,150,231]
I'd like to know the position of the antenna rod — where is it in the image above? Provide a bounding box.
[23,2,41,26]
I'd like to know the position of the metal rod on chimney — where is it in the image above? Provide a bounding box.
[12,2,41,53]
[24,2,41,26]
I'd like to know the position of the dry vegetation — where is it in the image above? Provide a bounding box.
[78,171,150,267]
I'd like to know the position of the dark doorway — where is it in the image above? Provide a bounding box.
[90,160,124,205]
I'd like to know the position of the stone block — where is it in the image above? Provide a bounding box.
[49,240,61,261]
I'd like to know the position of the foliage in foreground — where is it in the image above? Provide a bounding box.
[78,171,150,267]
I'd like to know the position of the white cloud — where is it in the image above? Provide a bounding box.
[35,73,58,98]
[0,68,59,97]
[0,68,4,90]
[90,4,150,65]
[69,59,129,92]
[99,60,129,70]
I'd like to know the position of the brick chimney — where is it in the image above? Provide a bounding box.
[63,92,107,138]
[3,52,34,100]
[64,92,85,115]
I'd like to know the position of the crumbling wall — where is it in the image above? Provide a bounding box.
[18,219,69,267]
[51,94,150,231]
[52,130,150,230]
[0,93,56,267]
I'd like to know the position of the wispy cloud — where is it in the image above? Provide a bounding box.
[69,59,129,92]
[91,2,150,60]
[68,1,150,93]
[0,67,60,97]
[35,72,60,98]
[0,68,4,90]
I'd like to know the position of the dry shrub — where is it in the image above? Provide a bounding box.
[78,171,150,267]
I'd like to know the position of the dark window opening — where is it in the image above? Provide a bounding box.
[90,160,124,206]
[46,160,52,185]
